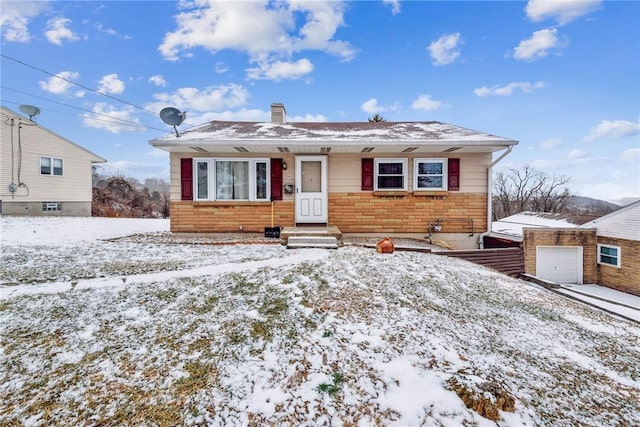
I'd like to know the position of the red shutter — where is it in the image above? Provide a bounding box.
[181,158,193,200]
[362,158,374,191]
[271,158,283,200]
[448,158,460,191]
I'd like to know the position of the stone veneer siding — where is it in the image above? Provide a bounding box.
[329,192,486,233]
[170,201,295,233]
[170,191,486,235]
[596,236,640,296]
[523,228,597,283]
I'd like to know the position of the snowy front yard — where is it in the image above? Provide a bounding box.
[1,217,639,426]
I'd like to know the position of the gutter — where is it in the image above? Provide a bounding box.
[479,145,514,249]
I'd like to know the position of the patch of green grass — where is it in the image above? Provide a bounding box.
[250,320,271,340]
[175,361,217,395]
[317,372,345,397]
[258,296,288,318]
[152,287,179,301]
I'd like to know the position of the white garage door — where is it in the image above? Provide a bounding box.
[536,246,583,284]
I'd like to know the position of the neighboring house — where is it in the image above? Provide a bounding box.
[522,201,639,296]
[0,106,106,216]
[580,201,640,296]
[150,103,518,249]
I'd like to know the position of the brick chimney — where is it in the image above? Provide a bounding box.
[270,103,286,124]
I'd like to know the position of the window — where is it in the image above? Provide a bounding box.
[42,202,62,212]
[374,159,407,190]
[41,157,63,176]
[414,158,447,191]
[193,158,270,201]
[597,244,621,267]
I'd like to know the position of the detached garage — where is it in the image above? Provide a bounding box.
[536,246,583,284]
[523,228,597,285]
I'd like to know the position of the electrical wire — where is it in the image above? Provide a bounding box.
[0,112,30,197]
[1,53,159,116]
[1,87,170,133]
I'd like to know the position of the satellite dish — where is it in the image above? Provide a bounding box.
[19,105,41,120]
[159,107,186,137]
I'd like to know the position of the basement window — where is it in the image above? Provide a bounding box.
[597,244,621,267]
[42,202,62,212]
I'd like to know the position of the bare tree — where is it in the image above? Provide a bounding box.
[368,113,386,122]
[492,166,573,220]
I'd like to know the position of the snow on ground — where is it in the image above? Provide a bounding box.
[1,216,639,426]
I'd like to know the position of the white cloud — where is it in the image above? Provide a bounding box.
[0,0,46,42]
[621,147,640,164]
[539,137,562,150]
[82,103,143,134]
[246,58,314,80]
[361,98,383,114]
[526,0,602,25]
[148,75,167,87]
[568,148,587,159]
[147,148,170,159]
[45,17,78,45]
[583,118,640,142]
[97,74,125,95]
[474,81,545,97]
[428,32,461,66]
[289,114,328,122]
[38,71,80,95]
[513,28,566,61]
[411,95,443,112]
[148,83,250,114]
[158,1,355,80]
[360,98,400,115]
[95,22,131,39]
[99,160,164,180]
[383,0,401,15]
[215,62,229,74]
[189,108,270,124]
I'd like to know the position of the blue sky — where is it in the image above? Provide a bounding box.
[1,0,638,204]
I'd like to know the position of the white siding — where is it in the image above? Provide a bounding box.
[329,153,489,193]
[1,107,105,204]
[169,152,491,200]
[582,202,640,241]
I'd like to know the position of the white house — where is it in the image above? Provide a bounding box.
[0,106,106,216]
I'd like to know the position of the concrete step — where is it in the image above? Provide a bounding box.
[280,226,342,243]
[286,236,339,249]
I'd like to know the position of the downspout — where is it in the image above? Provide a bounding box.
[479,145,514,248]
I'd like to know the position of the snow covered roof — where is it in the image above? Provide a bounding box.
[150,120,518,154]
[490,211,585,239]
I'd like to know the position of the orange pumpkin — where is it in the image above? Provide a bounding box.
[376,237,395,253]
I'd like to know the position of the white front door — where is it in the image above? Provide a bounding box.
[295,156,328,224]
